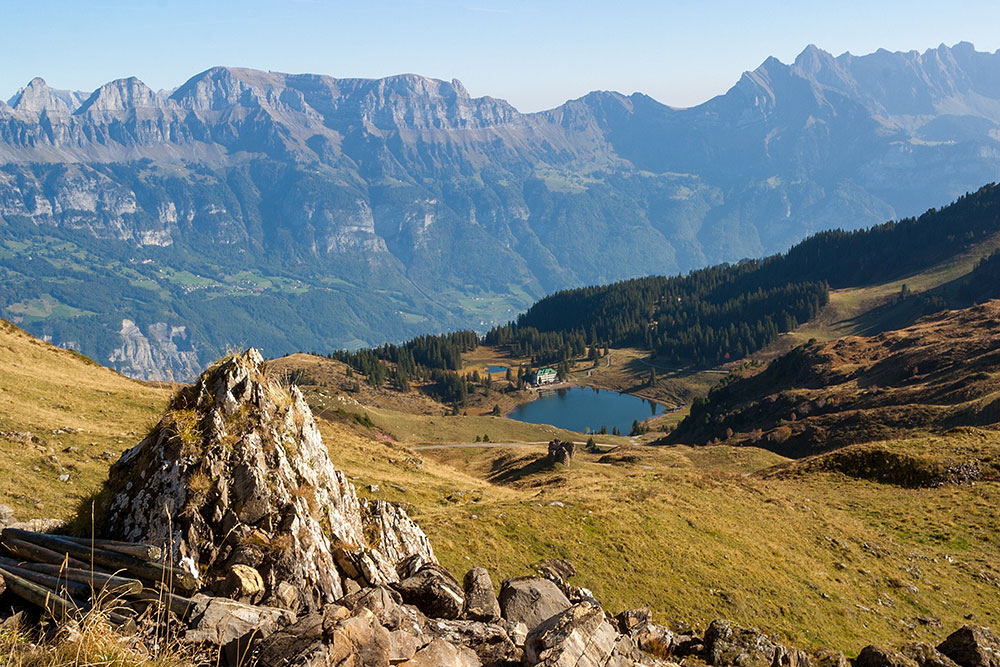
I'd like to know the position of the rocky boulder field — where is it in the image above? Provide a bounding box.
[0,349,997,666]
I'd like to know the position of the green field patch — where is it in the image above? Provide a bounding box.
[6,296,96,323]
[399,311,428,324]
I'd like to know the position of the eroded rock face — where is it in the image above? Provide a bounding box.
[98,349,435,612]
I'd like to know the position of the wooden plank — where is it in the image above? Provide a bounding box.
[132,587,200,618]
[0,565,77,620]
[0,560,91,599]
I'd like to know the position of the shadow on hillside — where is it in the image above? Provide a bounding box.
[487,453,555,485]
[840,275,972,337]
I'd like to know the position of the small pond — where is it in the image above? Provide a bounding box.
[506,386,663,434]
[485,365,509,374]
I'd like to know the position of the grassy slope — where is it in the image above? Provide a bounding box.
[758,230,1000,359]
[4,255,1000,656]
[324,420,1000,653]
[0,320,172,520]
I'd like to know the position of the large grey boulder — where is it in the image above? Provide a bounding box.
[183,594,295,663]
[96,349,436,612]
[938,626,1000,667]
[464,567,501,622]
[394,563,466,620]
[498,578,571,631]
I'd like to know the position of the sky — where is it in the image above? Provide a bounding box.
[4,0,1000,113]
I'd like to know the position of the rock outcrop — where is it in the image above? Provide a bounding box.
[938,626,1000,667]
[97,349,435,612]
[704,619,811,667]
[547,440,575,466]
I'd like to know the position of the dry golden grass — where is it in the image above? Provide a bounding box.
[0,320,171,521]
[0,593,195,667]
[3,320,999,659]
[321,414,1000,653]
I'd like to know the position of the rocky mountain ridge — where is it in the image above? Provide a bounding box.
[3,43,1000,378]
[668,300,1000,458]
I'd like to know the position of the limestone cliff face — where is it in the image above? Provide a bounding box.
[107,319,201,382]
[99,349,435,611]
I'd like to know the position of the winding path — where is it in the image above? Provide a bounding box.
[411,436,638,450]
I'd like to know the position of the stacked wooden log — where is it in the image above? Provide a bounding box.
[0,527,201,625]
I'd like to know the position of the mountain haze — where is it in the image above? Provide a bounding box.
[3,43,1000,378]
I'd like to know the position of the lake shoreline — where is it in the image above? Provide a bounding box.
[504,382,667,434]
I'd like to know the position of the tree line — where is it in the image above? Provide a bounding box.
[330,182,1000,399]
[486,263,828,366]
[487,183,1000,366]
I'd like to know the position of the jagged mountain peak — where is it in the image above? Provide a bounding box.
[793,43,838,70]
[169,66,267,110]
[8,77,78,115]
[76,76,164,114]
[165,66,519,129]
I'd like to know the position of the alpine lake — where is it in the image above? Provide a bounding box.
[506,386,664,435]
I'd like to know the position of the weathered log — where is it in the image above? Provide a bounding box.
[57,535,163,562]
[2,529,197,592]
[0,560,91,599]
[0,565,78,619]
[2,536,91,569]
[0,557,142,597]
[132,587,200,618]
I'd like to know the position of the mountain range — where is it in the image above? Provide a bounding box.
[3,42,1000,379]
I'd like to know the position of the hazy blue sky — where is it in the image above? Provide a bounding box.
[5,0,1000,112]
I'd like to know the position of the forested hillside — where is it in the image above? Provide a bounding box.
[486,183,1000,366]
